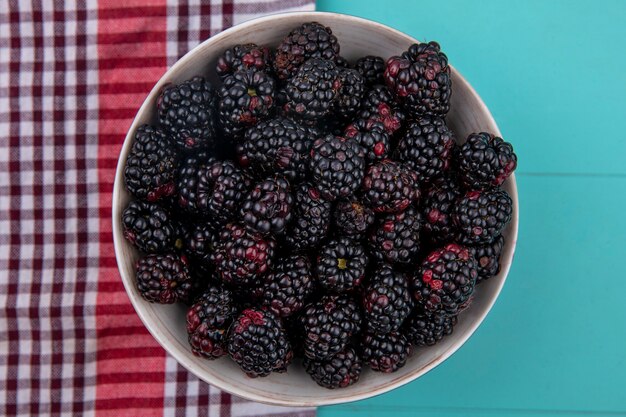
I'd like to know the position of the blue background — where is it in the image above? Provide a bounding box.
[315,1,626,416]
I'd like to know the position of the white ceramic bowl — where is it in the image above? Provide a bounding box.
[112,11,519,407]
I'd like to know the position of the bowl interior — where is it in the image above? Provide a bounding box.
[112,12,518,407]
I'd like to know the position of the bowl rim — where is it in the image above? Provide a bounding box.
[112,10,519,407]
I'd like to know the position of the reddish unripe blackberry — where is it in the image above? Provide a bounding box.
[316,237,368,293]
[216,43,272,79]
[240,176,293,236]
[362,160,420,213]
[456,132,517,189]
[344,118,391,162]
[403,307,457,347]
[135,253,192,304]
[358,85,405,135]
[303,346,362,389]
[469,234,505,282]
[368,206,422,265]
[285,182,332,250]
[333,68,366,119]
[422,176,462,244]
[355,55,385,86]
[122,200,181,254]
[361,331,411,373]
[454,189,513,244]
[333,200,375,238]
[362,265,413,334]
[284,58,341,121]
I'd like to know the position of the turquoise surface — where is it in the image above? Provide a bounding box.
[315,1,626,416]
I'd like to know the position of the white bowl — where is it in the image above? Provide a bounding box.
[112,11,519,407]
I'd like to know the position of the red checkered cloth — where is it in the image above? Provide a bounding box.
[0,1,316,416]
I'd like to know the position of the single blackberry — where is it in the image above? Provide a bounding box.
[157,76,217,151]
[361,331,411,373]
[285,182,332,250]
[358,85,405,135]
[218,70,275,137]
[333,200,375,238]
[344,118,391,162]
[122,200,180,253]
[274,22,340,80]
[394,117,455,182]
[187,285,238,359]
[253,255,315,317]
[175,152,215,216]
[454,189,513,244]
[309,135,365,201]
[236,117,312,181]
[362,160,420,213]
[335,55,350,68]
[216,43,272,79]
[135,253,192,304]
[384,42,451,117]
[240,176,293,236]
[355,55,385,86]
[412,243,478,315]
[362,265,413,334]
[124,125,178,202]
[303,346,362,389]
[422,176,462,244]
[316,237,368,293]
[368,206,422,265]
[456,132,518,189]
[284,58,341,121]
[302,295,362,360]
[469,234,505,282]
[185,222,220,270]
[227,308,293,377]
[211,223,276,286]
[332,68,365,120]
[403,307,457,347]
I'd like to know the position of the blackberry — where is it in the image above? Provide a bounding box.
[135,253,192,304]
[454,189,513,244]
[316,237,368,293]
[236,117,311,181]
[274,22,340,80]
[456,132,518,189]
[368,206,422,265]
[358,85,405,135]
[301,295,362,360]
[361,331,411,373]
[187,285,238,359]
[362,265,413,334]
[284,58,341,121]
[227,308,292,377]
[333,200,375,238]
[362,160,420,213]
[422,176,462,244]
[412,243,478,315]
[404,307,457,347]
[240,176,293,236]
[124,124,178,202]
[355,55,385,86]
[122,200,180,253]
[384,42,451,117]
[157,76,217,151]
[394,117,455,183]
[303,346,362,389]
[253,255,315,317]
[285,182,332,250]
[175,152,215,216]
[469,234,505,282]
[218,70,275,137]
[332,68,365,120]
[335,55,350,68]
[344,118,391,162]
[185,222,220,270]
[215,43,272,79]
[309,135,365,201]
[211,223,276,286]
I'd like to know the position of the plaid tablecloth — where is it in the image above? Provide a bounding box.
[0,1,316,416]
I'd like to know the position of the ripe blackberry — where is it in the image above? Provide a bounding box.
[362,160,420,213]
[303,346,362,389]
[456,132,518,189]
[185,222,220,270]
[124,124,178,202]
[285,182,332,250]
[335,55,350,68]
[309,135,365,201]
[355,56,385,86]
[218,70,275,137]
[227,308,292,377]
[236,117,311,182]
[122,200,180,253]
[284,58,341,121]
[240,176,293,236]
[274,22,340,80]
[135,253,192,304]
[469,234,505,282]
[333,200,375,238]
[215,43,272,79]
[157,76,217,151]
[394,117,455,183]
[368,206,422,265]
[301,295,362,360]
[384,42,451,117]
[332,68,365,120]
[403,308,457,347]
[344,118,391,162]
[454,189,513,244]
[187,285,238,359]
[422,176,462,244]
[316,237,368,293]
[412,243,478,315]
[253,255,315,317]
[175,152,214,216]
[358,85,405,135]
[211,223,276,286]
[362,265,413,334]
[361,331,411,373]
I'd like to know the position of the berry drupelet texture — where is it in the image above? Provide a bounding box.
[368,206,422,265]
[421,176,462,244]
[332,68,366,120]
[361,331,411,373]
[316,237,369,293]
[403,307,457,347]
[135,253,192,304]
[469,234,505,282]
[344,118,391,162]
[240,176,293,236]
[453,189,513,244]
[285,182,332,250]
[215,43,272,79]
[358,84,405,135]
[456,132,517,189]
[175,152,214,216]
[284,58,341,121]
[122,200,180,254]
[184,222,220,270]
[303,346,362,389]
[354,55,385,86]
[362,159,421,213]
[362,265,413,334]
[333,200,375,238]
